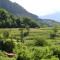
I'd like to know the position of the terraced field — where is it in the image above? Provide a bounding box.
[0,28,60,44]
[0,28,60,60]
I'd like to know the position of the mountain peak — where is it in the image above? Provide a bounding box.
[0,0,38,19]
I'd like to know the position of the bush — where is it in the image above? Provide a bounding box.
[17,51,31,60]
[3,41,15,53]
[33,47,53,60]
[3,31,9,39]
[33,49,42,60]
[35,38,47,46]
[49,27,58,39]
[0,40,4,50]
[52,47,60,59]
[50,33,56,39]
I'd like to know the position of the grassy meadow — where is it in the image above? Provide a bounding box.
[0,27,60,60]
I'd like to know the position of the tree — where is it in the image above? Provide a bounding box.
[19,26,30,43]
[0,9,40,28]
[50,26,58,39]
[35,38,47,46]
[3,41,15,53]
[23,26,30,37]
[20,28,24,43]
[0,9,8,20]
[3,31,9,39]
[23,17,40,28]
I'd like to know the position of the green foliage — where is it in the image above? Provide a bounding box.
[23,17,40,28]
[17,52,31,60]
[20,28,24,43]
[23,27,30,37]
[3,31,9,39]
[50,33,56,39]
[0,40,4,50]
[3,41,15,53]
[53,27,58,33]
[50,27,58,39]
[0,0,60,28]
[25,25,30,34]
[35,38,47,46]
[0,8,9,20]
[51,46,60,59]
[0,28,60,60]
[0,9,40,28]
[19,28,30,43]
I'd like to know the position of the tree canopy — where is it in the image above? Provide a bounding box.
[0,8,40,28]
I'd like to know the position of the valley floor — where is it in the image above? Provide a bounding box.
[0,28,60,60]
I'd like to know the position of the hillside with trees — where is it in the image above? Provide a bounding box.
[0,0,60,27]
[0,8,40,28]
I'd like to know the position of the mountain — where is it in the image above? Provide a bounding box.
[40,19,60,27]
[0,0,60,27]
[0,0,38,19]
[40,12,60,22]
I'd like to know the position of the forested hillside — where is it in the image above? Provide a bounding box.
[0,9,40,28]
[0,0,60,27]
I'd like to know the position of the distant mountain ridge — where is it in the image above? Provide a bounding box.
[0,0,60,27]
[40,12,60,22]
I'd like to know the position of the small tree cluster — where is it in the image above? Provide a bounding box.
[3,41,15,53]
[20,28,24,43]
[0,40,4,50]
[0,9,40,28]
[3,31,9,39]
[0,40,15,53]
[17,53,30,60]
[50,27,58,39]
[19,27,30,43]
[35,38,47,46]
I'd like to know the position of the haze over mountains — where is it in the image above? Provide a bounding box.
[10,0,60,22]
[0,0,60,27]
[40,12,60,22]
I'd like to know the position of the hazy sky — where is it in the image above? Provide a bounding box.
[10,0,60,17]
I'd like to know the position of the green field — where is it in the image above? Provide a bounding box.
[0,28,60,60]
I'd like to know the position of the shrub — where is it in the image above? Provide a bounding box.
[33,47,52,60]
[3,41,15,53]
[49,27,58,39]
[3,31,9,39]
[35,38,47,46]
[17,51,31,60]
[20,28,24,43]
[33,49,42,60]
[52,47,60,59]
[50,33,56,39]
[0,40,4,50]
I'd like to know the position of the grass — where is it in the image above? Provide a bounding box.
[0,28,60,60]
[0,28,60,45]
